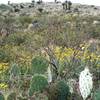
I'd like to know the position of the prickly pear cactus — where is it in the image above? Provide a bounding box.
[94,89,100,100]
[0,92,5,100]
[7,92,16,100]
[57,81,70,100]
[79,67,93,100]
[31,56,49,74]
[47,81,70,100]
[29,74,48,96]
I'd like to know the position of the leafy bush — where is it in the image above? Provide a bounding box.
[31,56,49,74]
[0,49,10,62]
[29,74,48,96]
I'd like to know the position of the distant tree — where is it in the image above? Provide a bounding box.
[38,8,43,13]
[62,0,68,10]
[32,0,35,3]
[20,3,24,9]
[55,0,57,3]
[14,8,20,12]
[62,3,65,10]
[31,0,35,7]
[39,0,42,2]
[68,1,72,10]
[37,0,42,4]
[8,1,10,5]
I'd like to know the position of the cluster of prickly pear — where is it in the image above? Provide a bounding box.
[7,92,16,100]
[29,56,49,97]
[31,56,49,74]
[79,67,93,100]
[94,89,100,100]
[0,92,5,100]
[29,74,48,96]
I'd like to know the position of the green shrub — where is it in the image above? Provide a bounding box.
[0,92,5,100]
[47,81,70,100]
[0,48,11,62]
[10,63,21,77]
[94,89,100,100]
[31,56,49,74]
[6,33,26,46]
[19,16,32,26]
[7,92,16,100]
[29,74,48,96]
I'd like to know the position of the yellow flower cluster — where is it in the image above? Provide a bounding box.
[19,55,32,66]
[80,44,100,63]
[54,46,100,66]
[83,52,99,61]
[54,46,74,61]
[0,83,8,89]
[0,63,9,74]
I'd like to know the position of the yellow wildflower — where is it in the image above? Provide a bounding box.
[0,63,9,73]
[0,83,8,89]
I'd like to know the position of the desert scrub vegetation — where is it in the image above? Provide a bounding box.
[0,9,99,100]
[18,16,33,28]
